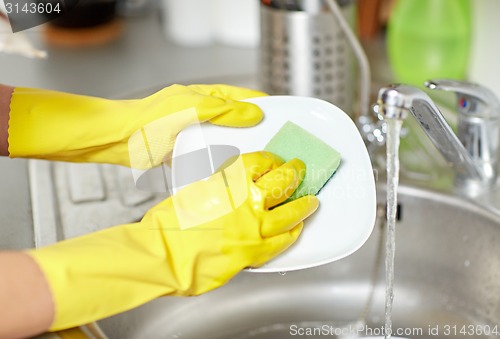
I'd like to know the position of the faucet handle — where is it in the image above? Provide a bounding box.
[426,79,499,193]
[425,79,500,118]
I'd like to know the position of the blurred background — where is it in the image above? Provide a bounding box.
[3,0,493,107]
[0,0,436,95]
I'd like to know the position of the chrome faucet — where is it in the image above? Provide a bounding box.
[377,79,500,197]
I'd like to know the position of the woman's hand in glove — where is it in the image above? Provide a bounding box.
[7,84,265,168]
[27,151,319,331]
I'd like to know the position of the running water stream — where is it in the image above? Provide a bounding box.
[384,118,404,339]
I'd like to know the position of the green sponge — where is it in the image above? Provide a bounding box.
[264,121,341,201]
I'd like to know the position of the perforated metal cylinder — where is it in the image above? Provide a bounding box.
[259,2,357,113]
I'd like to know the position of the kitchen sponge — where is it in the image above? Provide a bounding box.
[264,121,341,201]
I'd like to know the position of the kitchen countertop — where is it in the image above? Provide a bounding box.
[0,9,259,250]
[0,10,259,96]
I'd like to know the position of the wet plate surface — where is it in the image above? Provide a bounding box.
[174,96,377,272]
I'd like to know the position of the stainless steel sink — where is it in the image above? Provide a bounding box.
[98,184,500,339]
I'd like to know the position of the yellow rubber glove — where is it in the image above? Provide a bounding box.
[8,84,265,168]
[27,151,319,331]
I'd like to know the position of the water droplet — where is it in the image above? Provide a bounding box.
[464,260,471,267]
[279,271,286,276]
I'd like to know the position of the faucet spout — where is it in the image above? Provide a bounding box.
[377,82,499,196]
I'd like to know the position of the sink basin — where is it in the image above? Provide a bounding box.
[98,184,500,339]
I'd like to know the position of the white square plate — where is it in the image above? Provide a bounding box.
[173,96,377,272]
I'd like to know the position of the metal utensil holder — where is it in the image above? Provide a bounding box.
[259,0,357,113]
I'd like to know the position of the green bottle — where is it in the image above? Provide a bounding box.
[387,0,472,87]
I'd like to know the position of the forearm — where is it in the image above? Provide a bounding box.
[27,222,176,331]
[0,85,14,156]
[0,251,54,338]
